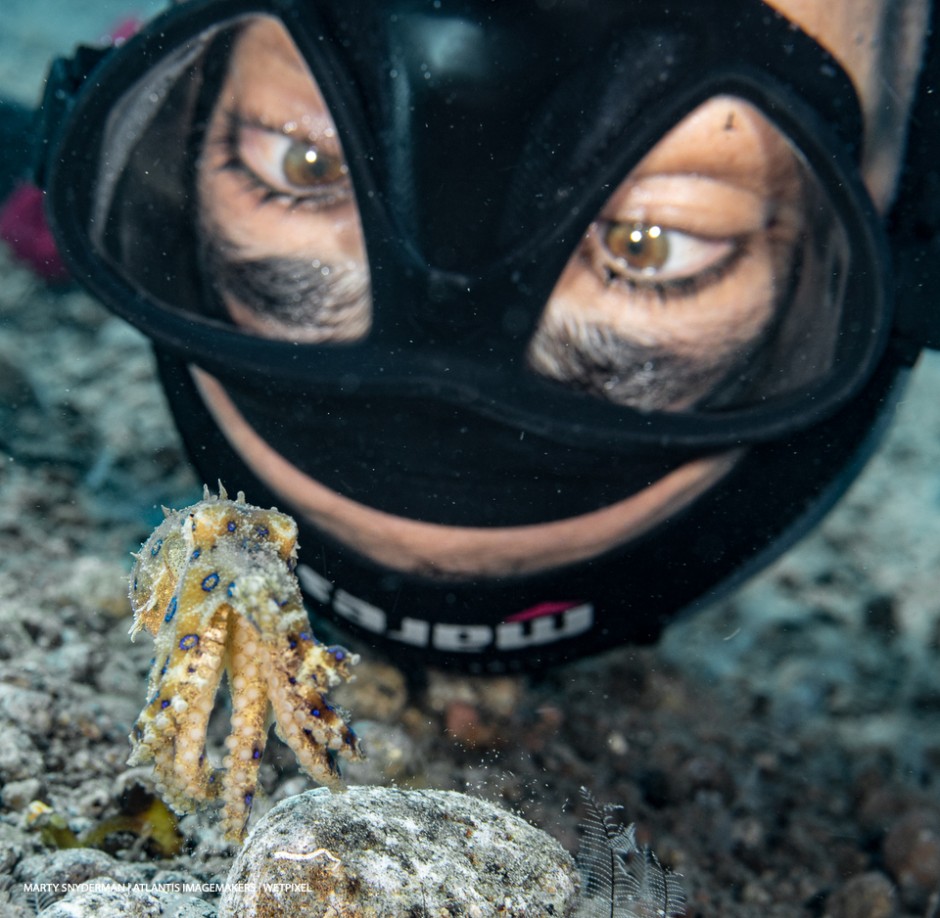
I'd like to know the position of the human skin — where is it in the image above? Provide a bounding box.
[193,1,927,580]
[764,0,929,210]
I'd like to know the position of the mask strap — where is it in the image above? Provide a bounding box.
[889,5,940,355]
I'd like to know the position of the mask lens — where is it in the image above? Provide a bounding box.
[92,15,372,343]
[526,95,850,414]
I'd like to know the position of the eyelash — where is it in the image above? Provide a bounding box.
[213,110,350,212]
[585,231,748,304]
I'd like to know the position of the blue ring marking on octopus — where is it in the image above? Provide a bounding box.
[202,572,220,591]
[256,526,269,538]
[150,538,163,557]
[244,792,253,807]
[298,632,311,642]
[160,699,171,709]
[191,548,201,561]
[164,596,178,623]
[227,520,237,532]
[252,747,261,760]
[227,581,236,597]
[327,645,345,661]
[160,657,169,676]
[179,634,199,651]
[310,707,321,717]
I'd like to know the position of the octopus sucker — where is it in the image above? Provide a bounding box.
[218,613,273,839]
[128,485,363,842]
[169,606,229,803]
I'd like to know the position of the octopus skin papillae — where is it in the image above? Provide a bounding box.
[128,484,362,841]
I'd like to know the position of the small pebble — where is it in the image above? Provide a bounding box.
[15,848,130,889]
[0,684,54,736]
[0,778,41,810]
[444,699,502,748]
[824,871,897,918]
[883,810,940,910]
[331,659,408,722]
[0,724,43,781]
[34,880,215,918]
[338,721,420,784]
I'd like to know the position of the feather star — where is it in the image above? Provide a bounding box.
[127,484,362,841]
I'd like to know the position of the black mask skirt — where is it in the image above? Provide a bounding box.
[36,0,936,670]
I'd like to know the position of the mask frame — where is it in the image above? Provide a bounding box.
[37,0,892,452]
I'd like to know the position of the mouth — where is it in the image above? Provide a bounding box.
[191,367,741,579]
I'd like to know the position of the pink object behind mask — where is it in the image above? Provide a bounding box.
[0,17,142,284]
[0,183,69,283]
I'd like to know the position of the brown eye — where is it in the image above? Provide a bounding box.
[588,220,738,287]
[605,222,669,273]
[236,124,352,206]
[282,142,347,187]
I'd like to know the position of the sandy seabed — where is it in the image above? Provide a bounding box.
[2,4,940,915]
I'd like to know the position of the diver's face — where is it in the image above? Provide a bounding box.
[193,4,906,579]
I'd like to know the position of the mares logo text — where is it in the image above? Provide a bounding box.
[298,565,593,654]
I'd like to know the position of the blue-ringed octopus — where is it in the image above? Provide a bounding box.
[127,484,362,841]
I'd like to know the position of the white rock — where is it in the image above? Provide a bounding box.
[35,878,215,918]
[220,785,579,917]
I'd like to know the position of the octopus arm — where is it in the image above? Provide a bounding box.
[130,605,230,811]
[270,623,363,774]
[219,614,273,840]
